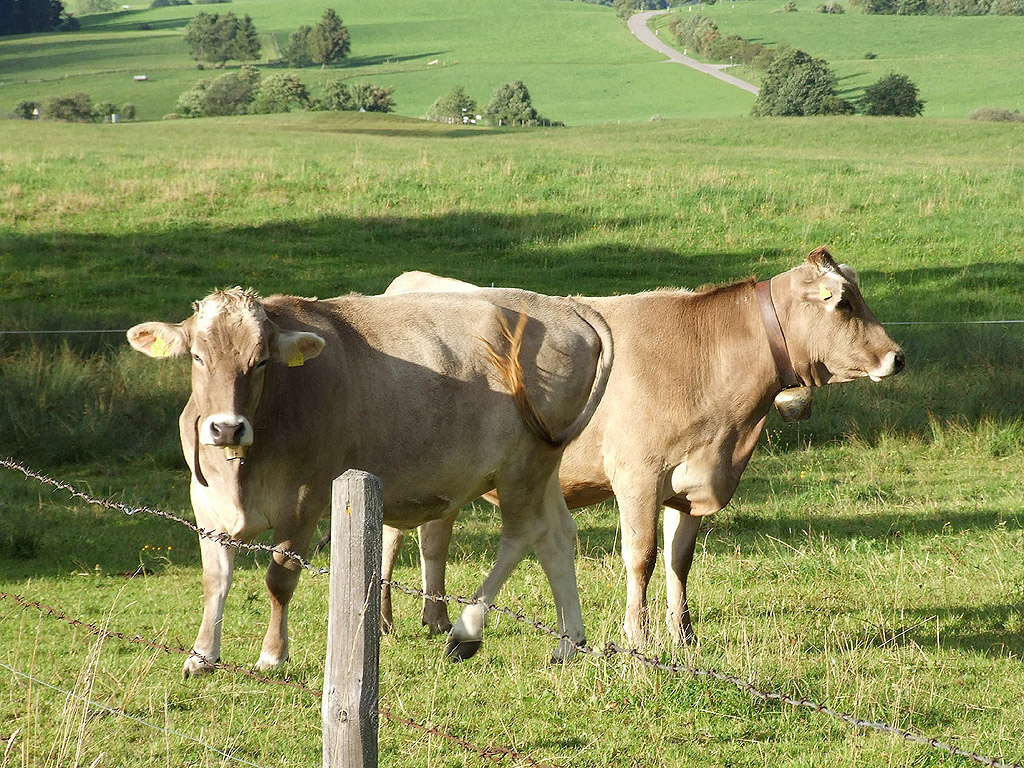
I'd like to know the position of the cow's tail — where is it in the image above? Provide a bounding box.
[484,301,613,449]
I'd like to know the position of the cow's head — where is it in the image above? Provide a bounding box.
[127,288,324,461]
[772,247,905,387]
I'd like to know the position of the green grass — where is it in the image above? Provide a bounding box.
[0,0,753,123]
[655,0,1024,117]
[1,114,1023,766]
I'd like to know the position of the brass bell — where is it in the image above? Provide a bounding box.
[774,386,813,423]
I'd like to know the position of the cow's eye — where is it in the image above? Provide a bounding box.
[192,353,203,366]
[254,359,268,370]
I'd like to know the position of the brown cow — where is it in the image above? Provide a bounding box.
[127,286,612,675]
[381,247,905,646]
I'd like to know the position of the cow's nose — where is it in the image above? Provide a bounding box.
[210,421,246,446]
[892,349,906,373]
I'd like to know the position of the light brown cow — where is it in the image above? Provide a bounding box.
[381,247,905,646]
[127,286,612,675]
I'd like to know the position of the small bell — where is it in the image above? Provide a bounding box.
[774,386,813,423]
[223,445,247,461]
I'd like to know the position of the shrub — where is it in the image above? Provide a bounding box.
[350,83,395,113]
[427,86,478,124]
[43,93,95,122]
[752,48,853,116]
[967,107,1024,122]
[14,100,40,120]
[120,102,136,120]
[175,65,259,117]
[316,80,353,111]
[93,101,118,121]
[817,1,846,10]
[859,72,924,116]
[250,73,311,114]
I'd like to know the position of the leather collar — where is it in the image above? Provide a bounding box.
[755,279,803,390]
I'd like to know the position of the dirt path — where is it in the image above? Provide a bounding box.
[627,10,759,96]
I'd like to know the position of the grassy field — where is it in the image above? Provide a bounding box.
[0,0,753,123]
[1,112,1023,767]
[652,0,1024,117]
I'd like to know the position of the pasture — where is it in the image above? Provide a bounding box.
[0,0,752,123]
[1,111,1023,767]
[653,0,1024,117]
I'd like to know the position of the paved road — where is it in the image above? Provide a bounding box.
[627,10,759,96]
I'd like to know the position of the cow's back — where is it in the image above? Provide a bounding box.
[259,292,606,526]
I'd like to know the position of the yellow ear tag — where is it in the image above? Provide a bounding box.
[151,336,170,357]
[819,284,833,301]
[287,350,305,368]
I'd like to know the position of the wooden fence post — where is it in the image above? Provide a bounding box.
[323,470,382,768]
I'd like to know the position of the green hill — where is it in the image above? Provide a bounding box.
[655,0,1024,117]
[0,0,754,123]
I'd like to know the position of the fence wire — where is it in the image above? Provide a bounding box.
[0,591,559,768]
[3,457,1021,768]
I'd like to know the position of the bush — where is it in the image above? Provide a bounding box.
[427,86,478,124]
[350,83,395,113]
[316,80,353,111]
[859,72,924,116]
[250,73,311,114]
[120,102,136,120]
[752,48,853,116]
[14,100,40,120]
[175,66,259,117]
[816,1,845,10]
[92,101,118,121]
[484,80,540,126]
[43,93,95,122]
[967,107,1024,122]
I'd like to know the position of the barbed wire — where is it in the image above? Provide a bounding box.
[3,457,1021,768]
[0,661,271,768]
[0,457,328,575]
[0,591,559,768]
[383,579,1024,768]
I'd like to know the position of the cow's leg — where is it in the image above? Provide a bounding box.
[258,524,316,671]
[185,532,236,678]
[615,486,661,647]
[417,513,456,634]
[663,506,700,644]
[380,525,405,634]
[531,479,586,663]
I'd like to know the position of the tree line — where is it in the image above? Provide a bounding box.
[426,81,562,127]
[0,0,76,36]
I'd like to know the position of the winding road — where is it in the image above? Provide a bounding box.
[627,10,760,96]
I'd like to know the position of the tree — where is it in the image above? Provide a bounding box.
[0,0,68,36]
[752,48,854,116]
[308,9,350,68]
[858,72,924,116]
[43,92,94,122]
[350,83,394,112]
[176,66,260,117]
[283,24,313,67]
[92,100,118,121]
[426,86,477,124]
[484,80,537,126]
[184,11,261,66]
[230,14,262,63]
[317,79,354,111]
[183,12,218,64]
[251,73,311,113]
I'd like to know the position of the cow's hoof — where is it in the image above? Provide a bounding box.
[255,652,288,671]
[445,638,481,661]
[423,617,454,635]
[182,655,217,679]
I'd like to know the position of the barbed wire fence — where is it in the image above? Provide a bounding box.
[1,456,1022,768]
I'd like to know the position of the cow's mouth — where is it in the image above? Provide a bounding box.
[867,349,906,382]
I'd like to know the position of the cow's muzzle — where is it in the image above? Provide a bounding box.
[200,414,254,460]
[869,349,906,382]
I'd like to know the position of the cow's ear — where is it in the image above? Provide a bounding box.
[274,331,325,368]
[127,321,192,358]
[813,271,850,311]
[838,264,859,285]
[806,246,841,273]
